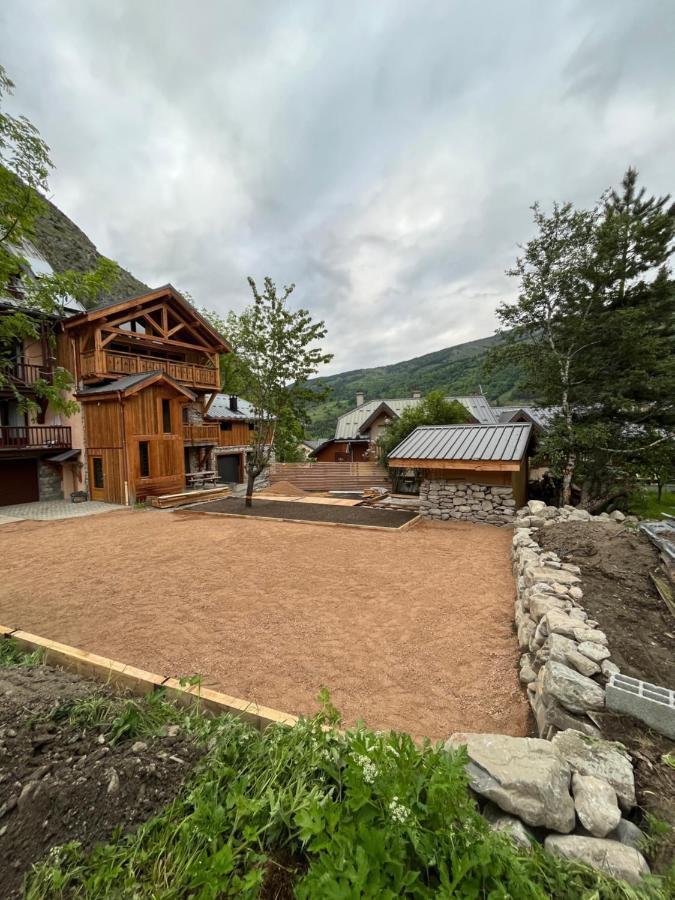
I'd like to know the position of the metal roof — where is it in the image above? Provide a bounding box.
[389,423,532,462]
[77,370,195,400]
[206,394,259,421]
[334,394,496,439]
[493,406,558,428]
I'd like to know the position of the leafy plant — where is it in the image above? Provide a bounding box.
[0,637,44,667]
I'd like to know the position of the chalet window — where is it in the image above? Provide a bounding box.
[162,398,172,433]
[219,421,232,432]
[248,422,255,431]
[92,457,104,489]
[139,441,150,478]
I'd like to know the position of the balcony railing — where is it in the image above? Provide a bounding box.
[0,425,72,451]
[183,423,220,444]
[80,349,219,389]
[3,361,53,387]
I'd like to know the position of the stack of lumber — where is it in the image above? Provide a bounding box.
[149,486,230,509]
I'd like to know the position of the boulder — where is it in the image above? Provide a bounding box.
[544,835,650,885]
[608,818,646,850]
[572,626,608,645]
[551,730,636,810]
[527,500,547,515]
[445,732,575,833]
[568,509,592,522]
[529,685,602,740]
[572,773,621,837]
[482,801,534,851]
[568,586,583,601]
[524,567,581,588]
[529,593,569,622]
[602,659,620,678]
[540,661,605,715]
[576,641,611,663]
[565,649,601,678]
[610,510,626,522]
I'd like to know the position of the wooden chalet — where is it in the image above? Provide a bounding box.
[61,286,229,504]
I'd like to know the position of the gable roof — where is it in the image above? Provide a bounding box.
[334,394,496,439]
[205,394,260,421]
[389,423,532,463]
[63,284,229,352]
[493,406,558,429]
[76,370,196,401]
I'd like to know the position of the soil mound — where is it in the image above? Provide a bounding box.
[263,480,307,497]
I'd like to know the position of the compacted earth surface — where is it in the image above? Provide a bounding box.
[188,496,418,527]
[539,520,675,870]
[0,509,528,742]
[0,664,203,897]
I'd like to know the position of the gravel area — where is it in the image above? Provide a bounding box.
[188,496,418,528]
[0,511,528,742]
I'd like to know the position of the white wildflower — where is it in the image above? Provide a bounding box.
[389,797,410,824]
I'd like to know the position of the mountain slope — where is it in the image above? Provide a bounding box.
[32,193,149,303]
[306,335,529,438]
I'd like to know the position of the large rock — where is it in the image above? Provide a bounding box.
[576,641,611,663]
[481,801,534,851]
[537,633,578,666]
[565,649,601,678]
[529,684,602,740]
[529,593,569,622]
[540,661,605,715]
[527,500,547,515]
[551,730,636,810]
[525,567,581,588]
[544,835,650,885]
[608,818,646,850]
[445,733,575,833]
[571,773,621,837]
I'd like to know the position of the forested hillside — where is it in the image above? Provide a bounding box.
[305,335,530,438]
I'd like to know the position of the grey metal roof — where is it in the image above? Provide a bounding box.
[493,406,558,428]
[206,394,259,421]
[77,370,195,399]
[389,423,532,462]
[334,394,496,439]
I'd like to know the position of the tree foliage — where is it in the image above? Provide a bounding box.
[491,168,675,508]
[0,64,119,417]
[222,276,333,502]
[378,390,470,464]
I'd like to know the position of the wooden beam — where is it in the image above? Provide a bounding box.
[387,457,521,472]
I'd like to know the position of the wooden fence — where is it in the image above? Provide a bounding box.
[270,461,390,492]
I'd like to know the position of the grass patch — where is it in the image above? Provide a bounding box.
[629,489,675,520]
[0,636,45,667]
[25,694,671,899]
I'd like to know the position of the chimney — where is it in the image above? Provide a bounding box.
[229,395,238,412]
[412,389,422,399]
[355,391,364,407]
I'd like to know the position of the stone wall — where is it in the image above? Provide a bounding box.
[418,479,516,524]
[38,461,63,501]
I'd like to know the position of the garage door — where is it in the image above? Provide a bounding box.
[217,454,241,483]
[0,458,39,506]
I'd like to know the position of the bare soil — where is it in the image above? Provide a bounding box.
[0,665,202,897]
[261,481,308,497]
[189,496,417,527]
[0,511,529,742]
[539,522,675,871]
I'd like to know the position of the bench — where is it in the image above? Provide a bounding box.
[186,470,218,489]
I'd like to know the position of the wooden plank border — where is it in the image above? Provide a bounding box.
[1,627,298,731]
[176,508,420,533]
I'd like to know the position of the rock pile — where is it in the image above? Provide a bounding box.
[445,499,652,886]
[446,730,650,884]
[418,479,516,523]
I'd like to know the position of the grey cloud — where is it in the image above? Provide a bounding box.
[1,0,674,375]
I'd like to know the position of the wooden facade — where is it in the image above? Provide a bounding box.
[312,440,370,463]
[65,287,229,504]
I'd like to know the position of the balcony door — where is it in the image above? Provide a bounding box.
[88,455,105,501]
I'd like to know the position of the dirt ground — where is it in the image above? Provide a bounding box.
[0,510,528,742]
[539,521,675,871]
[0,665,202,897]
[539,522,674,686]
[190,496,418,527]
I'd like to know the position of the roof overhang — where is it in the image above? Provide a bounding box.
[388,457,522,471]
[62,285,230,353]
[356,401,398,434]
[47,448,81,463]
[76,371,197,402]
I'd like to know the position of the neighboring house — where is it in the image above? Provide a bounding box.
[1,284,232,506]
[298,438,326,459]
[203,393,272,485]
[311,390,498,462]
[388,422,533,523]
[493,405,558,430]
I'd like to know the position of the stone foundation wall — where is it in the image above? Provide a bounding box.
[418,479,516,523]
[38,461,63,501]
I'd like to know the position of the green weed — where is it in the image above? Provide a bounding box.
[25,693,669,899]
[0,637,44,667]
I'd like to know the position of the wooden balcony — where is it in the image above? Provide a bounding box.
[0,425,72,452]
[80,349,220,390]
[4,361,53,389]
[183,423,220,444]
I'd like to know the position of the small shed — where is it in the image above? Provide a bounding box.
[388,423,532,523]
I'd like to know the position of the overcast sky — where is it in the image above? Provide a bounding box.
[2,1,674,375]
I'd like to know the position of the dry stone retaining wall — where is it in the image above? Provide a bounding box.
[445,500,652,886]
[418,479,516,523]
